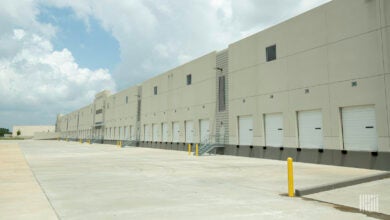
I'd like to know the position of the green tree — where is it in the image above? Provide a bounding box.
[17,130,21,136]
[0,128,11,137]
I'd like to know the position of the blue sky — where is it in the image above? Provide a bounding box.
[37,6,120,71]
[0,0,330,130]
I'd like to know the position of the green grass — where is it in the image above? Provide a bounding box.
[0,137,25,140]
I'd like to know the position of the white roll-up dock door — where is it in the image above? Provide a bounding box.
[238,116,253,145]
[162,123,169,142]
[342,106,377,151]
[144,125,151,141]
[152,124,160,142]
[130,125,135,140]
[185,121,194,143]
[265,113,284,147]
[172,122,180,143]
[298,110,323,148]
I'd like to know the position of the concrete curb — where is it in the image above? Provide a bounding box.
[295,172,390,196]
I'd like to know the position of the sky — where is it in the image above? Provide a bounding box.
[0,0,330,130]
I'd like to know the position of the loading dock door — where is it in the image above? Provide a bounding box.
[144,125,151,141]
[162,123,169,142]
[239,116,253,145]
[172,122,180,143]
[152,124,160,142]
[200,119,210,143]
[185,121,194,143]
[298,110,323,148]
[342,106,377,151]
[130,125,135,140]
[265,113,283,147]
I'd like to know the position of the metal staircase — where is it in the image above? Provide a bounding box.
[197,50,230,156]
[196,135,228,156]
[122,140,138,147]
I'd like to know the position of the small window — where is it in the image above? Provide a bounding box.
[266,45,276,62]
[126,96,128,104]
[186,74,192,85]
[154,86,158,95]
[218,76,226,111]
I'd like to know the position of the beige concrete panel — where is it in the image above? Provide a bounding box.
[383,73,390,152]
[329,75,388,150]
[257,59,288,94]
[229,97,256,119]
[228,35,259,73]
[286,47,328,89]
[229,23,288,72]
[229,67,257,99]
[378,137,390,152]
[252,113,262,146]
[326,0,380,42]
[328,31,384,82]
[383,26,390,74]
[228,111,238,145]
[283,6,327,55]
[383,0,390,26]
[256,93,288,114]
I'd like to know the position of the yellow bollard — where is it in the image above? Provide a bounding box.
[287,157,294,197]
[195,144,199,156]
[188,144,191,155]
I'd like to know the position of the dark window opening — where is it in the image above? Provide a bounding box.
[218,76,226,112]
[126,96,128,104]
[266,45,276,62]
[187,74,192,85]
[96,109,103,114]
[154,86,158,95]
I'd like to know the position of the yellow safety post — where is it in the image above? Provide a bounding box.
[188,144,191,155]
[195,144,199,156]
[287,157,294,197]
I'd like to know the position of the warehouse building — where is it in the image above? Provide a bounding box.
[12,125,55,138]
[56,0,390,170]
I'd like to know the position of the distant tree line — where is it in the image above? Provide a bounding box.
[0,128,12,137]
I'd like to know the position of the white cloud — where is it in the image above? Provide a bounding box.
[0,29,116,128]
[0,0,331,129]
[41,0,329,89]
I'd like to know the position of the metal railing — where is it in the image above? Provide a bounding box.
[197,134,228,156]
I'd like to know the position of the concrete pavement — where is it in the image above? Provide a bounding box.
[0,142,58,219]
[1,140,389,219]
